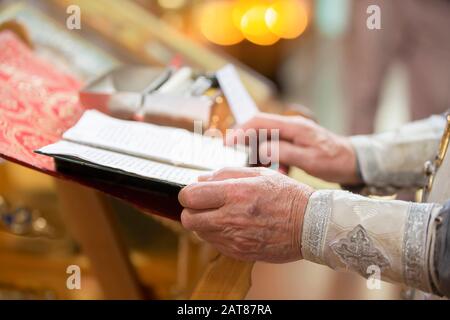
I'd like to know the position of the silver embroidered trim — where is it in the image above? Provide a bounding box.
[331,225,391,276]
[403,203,433,291]
[301,190,333,265]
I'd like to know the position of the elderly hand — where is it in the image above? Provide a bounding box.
[178,167,314,263]
[226,113,360,185]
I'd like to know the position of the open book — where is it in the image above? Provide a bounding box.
[36,110,248,194]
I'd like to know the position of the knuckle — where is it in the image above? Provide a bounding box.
[208,214,223,230]
[183,194,194,208]
[179,187,194,207]
[223,182,236,199]
[180,211,194,230]
[229,185,248,202]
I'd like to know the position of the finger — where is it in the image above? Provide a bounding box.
[235,113,315,142]
[260,140,313,170]
[178,181,226,209]
[180,208,223,232]
[198,167,272,182]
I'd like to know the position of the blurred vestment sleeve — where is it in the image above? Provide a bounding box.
[350,114,446,192]
[301,189,449,296]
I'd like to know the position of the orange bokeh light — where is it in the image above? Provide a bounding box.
[240,5,280,46]
[265,0,308,39]
[232,0,271,29]
[199,1,244,46]
[197,0,308,46]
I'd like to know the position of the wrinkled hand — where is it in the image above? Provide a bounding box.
[178,167,314,263]
[226,113,360,185]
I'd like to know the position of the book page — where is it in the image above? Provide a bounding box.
[37,141,206,185]
[63,110,247,171]
[216,64,259,125]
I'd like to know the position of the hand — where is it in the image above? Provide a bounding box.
[226,113,360,185]
[178,167,314,263]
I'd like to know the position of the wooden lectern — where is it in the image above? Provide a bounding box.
[0,28,255,299]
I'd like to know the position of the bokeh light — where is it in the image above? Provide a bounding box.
[197,0,309,46]
[265,0,308,39]
[240,5,280,46]
[198,1,244,46]
[232,0,270,29]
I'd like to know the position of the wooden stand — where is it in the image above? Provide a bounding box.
[55,179,254,300]
[191,256,253,300]
[55,180,144,299]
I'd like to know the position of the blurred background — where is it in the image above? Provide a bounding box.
[0,0,449,300]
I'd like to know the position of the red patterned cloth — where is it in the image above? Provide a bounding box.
[0,30,83,171]
[0,31,181,219]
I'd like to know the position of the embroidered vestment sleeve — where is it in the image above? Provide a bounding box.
[301,190,442,293]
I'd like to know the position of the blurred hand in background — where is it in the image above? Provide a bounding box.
[226,113,360,185]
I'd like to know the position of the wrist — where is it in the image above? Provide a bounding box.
[290,183,314,260]
[337,136,362,185]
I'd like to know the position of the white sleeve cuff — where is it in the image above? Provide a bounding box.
[301,190,442,292]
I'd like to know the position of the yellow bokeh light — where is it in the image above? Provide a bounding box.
[232,0,271,29]
[199,1,244,46]
[265,0,308,39]
[240,5,280,46]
